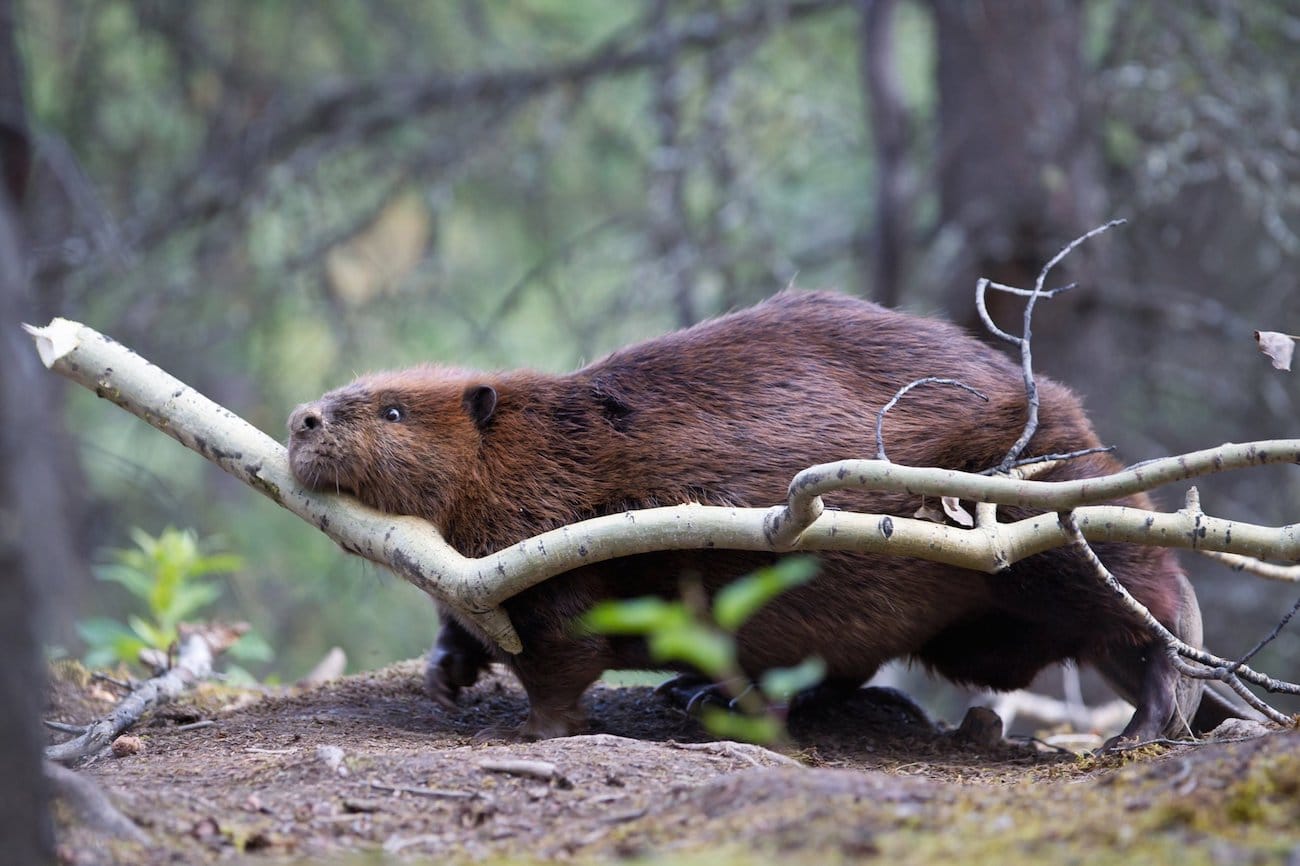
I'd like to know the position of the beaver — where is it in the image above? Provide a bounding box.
[288,290,1232,741]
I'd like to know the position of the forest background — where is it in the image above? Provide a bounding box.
[4,0,1299,716]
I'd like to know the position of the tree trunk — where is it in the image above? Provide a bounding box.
[858,0,912,307]
[0,1,60,858]
[928,0,1107,332]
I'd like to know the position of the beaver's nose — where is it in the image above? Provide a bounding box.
[289,403,324,436]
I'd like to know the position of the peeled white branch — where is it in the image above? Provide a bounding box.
[1198,550,1300,582]
[24,319,1300,656]
[1056,512,1297,726]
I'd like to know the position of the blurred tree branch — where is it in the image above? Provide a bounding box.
[42,0,853,284]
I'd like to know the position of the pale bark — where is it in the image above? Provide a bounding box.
[25,318,1300,656]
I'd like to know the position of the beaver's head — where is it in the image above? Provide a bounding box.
[287,367,498,524]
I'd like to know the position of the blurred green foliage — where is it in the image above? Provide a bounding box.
[78,527,272,678]
[581,557,824,743]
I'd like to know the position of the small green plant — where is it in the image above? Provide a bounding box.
[77,526,272,677]
[580,556,825,744]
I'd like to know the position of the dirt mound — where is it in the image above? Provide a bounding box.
[46,661,1300,864]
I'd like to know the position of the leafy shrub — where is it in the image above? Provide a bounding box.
[581,556,825,743]
[76,527,272,677]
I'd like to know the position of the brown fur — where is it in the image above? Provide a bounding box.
[288,291,1216,740]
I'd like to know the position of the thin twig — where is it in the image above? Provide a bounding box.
[1057,511,1297,727]
[992,220,1126,471]
[367,780,478,800]
[982,446,1116,475]
[1033,220,1127,299]
[91,673,133,691]
[1231,593,1300,671]
[983,280,1077,298]
[173,719,216,732]
[1172,655,1291,725]
[665,740,801,767]
[875,377,988,461]
[478,759,563,783]
[43,720,88,735]
[974,278,1020,344]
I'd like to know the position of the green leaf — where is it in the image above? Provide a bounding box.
[76,616,137,648]
[155,527,199,565]
[127,614,174,650]
[76,617,148,668]
[166,580,223,623]
[579,597,687,635]
[647,625,734,676]
[699,707,782,744]
[759,656,827,700]
[188,553,244,577]
[713,557,819,632]
[94,563,154,600]
[127,526,159,557]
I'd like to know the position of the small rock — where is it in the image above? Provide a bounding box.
[316,744,349,777]
[111,735,144,757]
[190,817,221,841]
[954,706,1004,748]
[1207,718,1272,741]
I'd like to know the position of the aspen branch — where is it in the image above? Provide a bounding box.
[1197,549,1300,582]
[24,318,1300,657]
[1057,511,1298,726]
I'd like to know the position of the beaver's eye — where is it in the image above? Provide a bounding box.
[382,406,404,423]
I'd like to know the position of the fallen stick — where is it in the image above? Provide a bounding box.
[46,762,150,845]
[478,758,564,782]
[45,623,245,765]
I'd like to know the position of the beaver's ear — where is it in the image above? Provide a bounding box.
[461,384,498,428]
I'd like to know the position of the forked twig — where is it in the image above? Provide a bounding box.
[977,219,1126,472]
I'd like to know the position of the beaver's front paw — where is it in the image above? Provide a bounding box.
[424,622,491,709]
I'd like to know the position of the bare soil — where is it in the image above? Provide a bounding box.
[46,660,1300,865]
